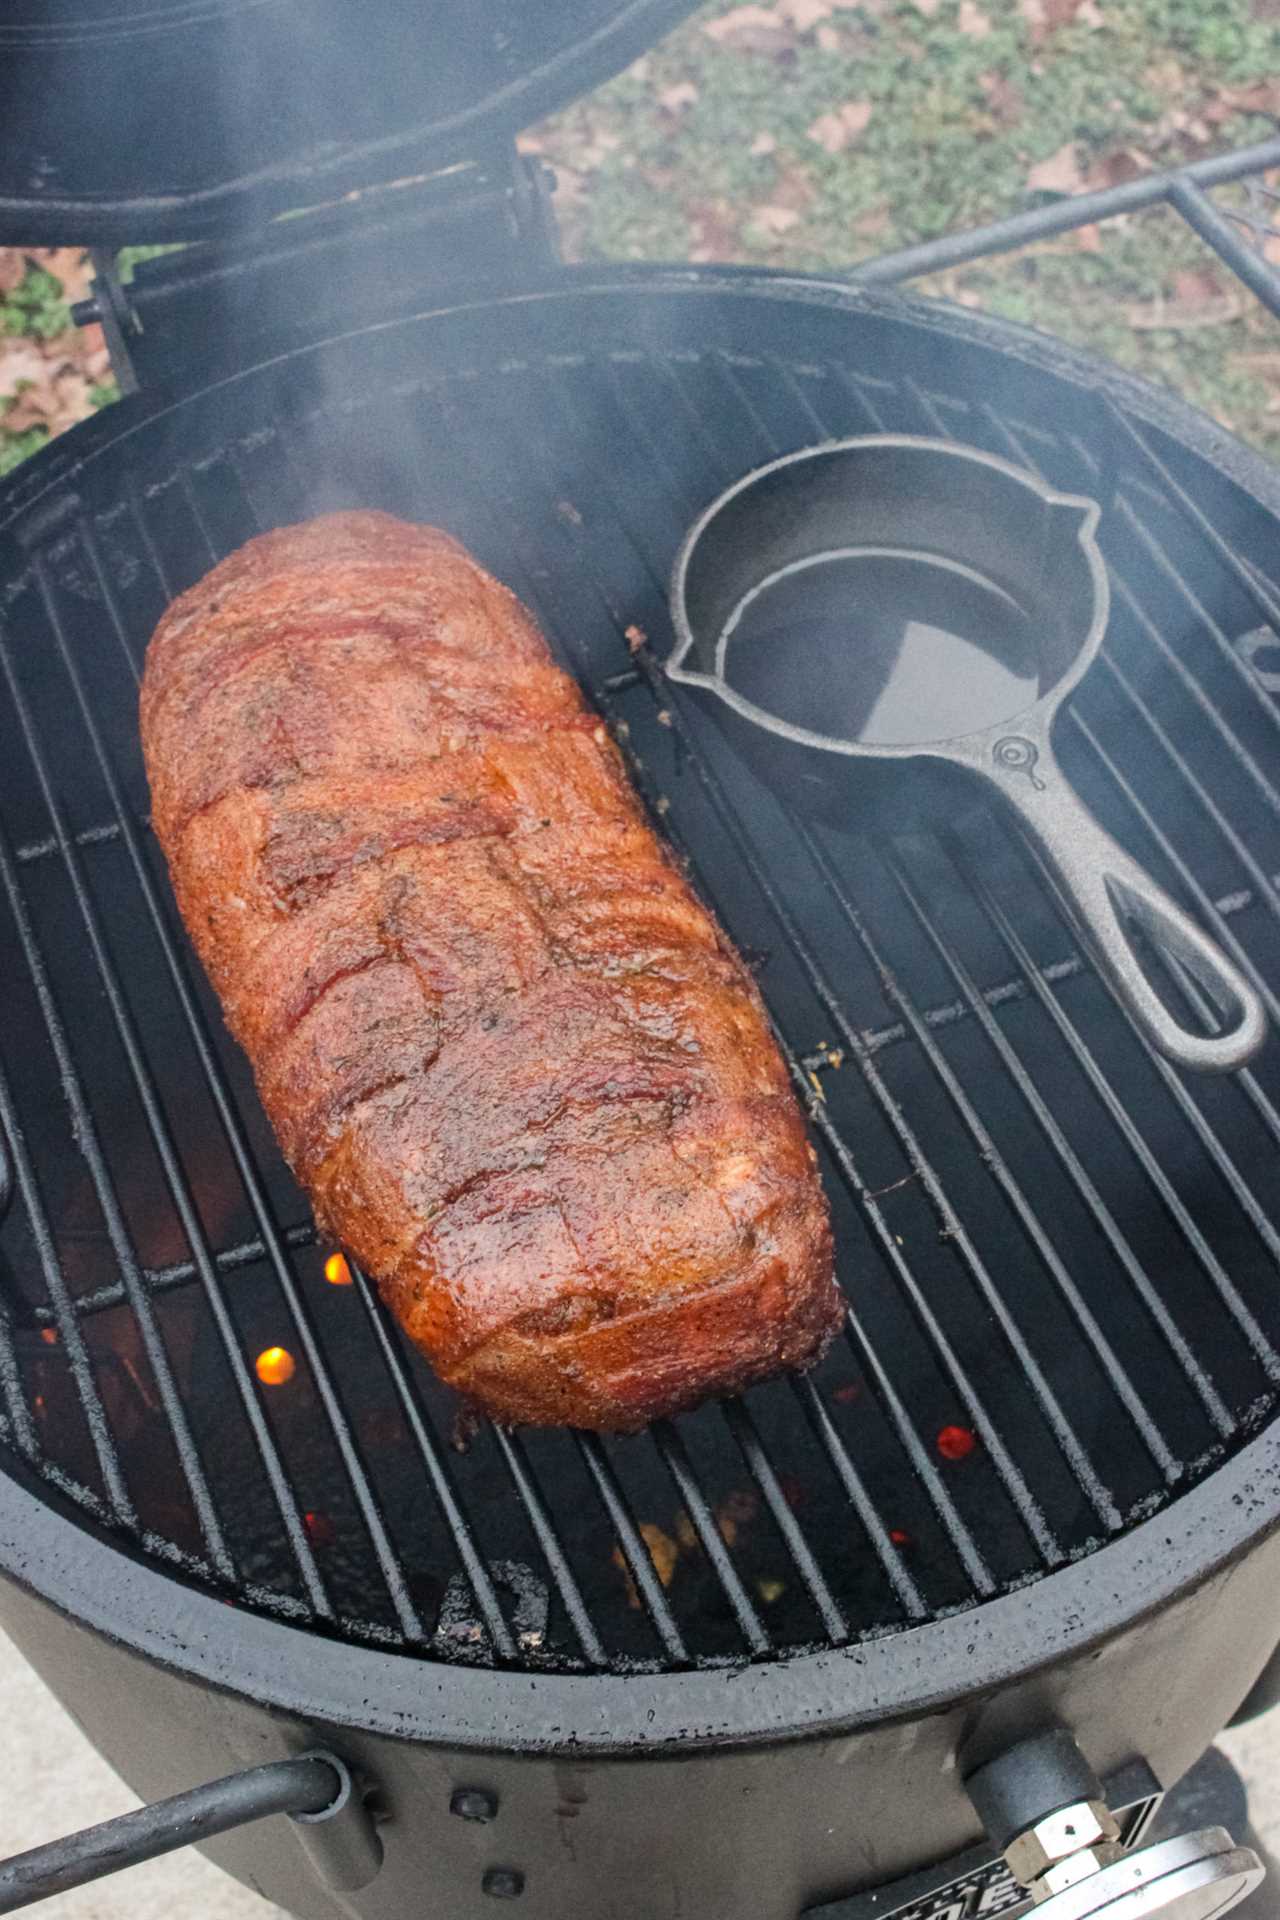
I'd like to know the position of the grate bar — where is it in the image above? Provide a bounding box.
[16,822,120,865]
[1073,688,1280,1043]
[4,592,261,1581]
[488,1428,610,1670]
[983,392,1280,793]
[840,881,1270,1060]
[789,1373,928,1618]
[125,473,535,1646]
[947,835,1246,1428]
[0,885,139,1522]
[1115,513,1280,811]
[0,1079,72,1470]
[805,1115,998,1594]
[651,1420,773,1656]
[575,1433,689,1664]
[465,371,1000,1599]
[978,401,1280,807]
[0,626,243,1560]
[1067,718,1280,1306]
[721,1399,849,1644]
[658,353,1076,1558]
[1102,579,1280,936]
[1003,806,1280,1381]
[27,1220,320,1328]
[15,546,339,1613]
[1167,179,1280,322]
[257,424,631,1658]
[798,818,1127,1528]
[964,407,1280,1377]
[878,841,1182,1483]
[345,1261,517,1661]
[62,518,425,1629]
[16,838,1268,1112]
[535,366,1017,1592]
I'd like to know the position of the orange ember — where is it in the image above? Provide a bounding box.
[324,1253,353,1286]
[255,1345,296,1386]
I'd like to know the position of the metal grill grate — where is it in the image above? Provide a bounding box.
[0,279,1278,1672]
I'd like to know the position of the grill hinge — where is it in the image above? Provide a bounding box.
[72,143,559,391]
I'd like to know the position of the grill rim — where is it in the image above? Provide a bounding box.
[2,1414,1277,1755]
[1,265,1280,1734]
[5,265,1280,544]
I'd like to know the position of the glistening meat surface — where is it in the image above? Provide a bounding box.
[141,512,840,1429]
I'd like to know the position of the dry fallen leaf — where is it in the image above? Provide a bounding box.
[806,99,873,153]
[705,2,778,33]
[909,0,942,17]
[815,23,842,46]
[1172,266,1225,305]
[958,0,993,33]
[690,199,743,260]
[978,69,1025,125]
[1026,142,1086,195]
[1083,146,1152,191]
[753,203,803,234]
[1125,292,1243,330]
[704,4,798,50]
[855,204,892,237]
[39,248,93,304]
[1204,78,1280,123]
[778,0,834,24]
[659,81,699,112]
[1075,222,1103,252]
[4,364,94,437]
[0,341,52,402]
[0,251,28,297]
[750,130,778,155]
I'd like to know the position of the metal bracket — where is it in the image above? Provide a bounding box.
[70,144,558,391]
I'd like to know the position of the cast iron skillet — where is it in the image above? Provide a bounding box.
[668,435,1266,1074]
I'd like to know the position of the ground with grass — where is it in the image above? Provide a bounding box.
[3,0,1279,475]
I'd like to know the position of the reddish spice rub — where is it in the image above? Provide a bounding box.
[140,512,840,1429]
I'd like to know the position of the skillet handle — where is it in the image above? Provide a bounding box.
[980,731,1267,1074]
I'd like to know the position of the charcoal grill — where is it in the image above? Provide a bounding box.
[1,7,1280,1919]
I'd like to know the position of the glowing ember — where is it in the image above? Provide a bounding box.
[889,1528,911,1547]
[612,1522,678,1607]
[936,1423,977,1462]
[255,1345,296,1386]
[324,1253,353,1286]
[304,1510,336,1547]
[39,1328,58,1346]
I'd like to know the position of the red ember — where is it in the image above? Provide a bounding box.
[936,1423,977,1462]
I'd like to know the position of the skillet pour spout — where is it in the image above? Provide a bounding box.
[667,434,1267,1074]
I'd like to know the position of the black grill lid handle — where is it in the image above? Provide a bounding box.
[0,1748,382,1913]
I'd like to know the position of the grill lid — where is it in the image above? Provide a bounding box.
[0,0,698,245]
